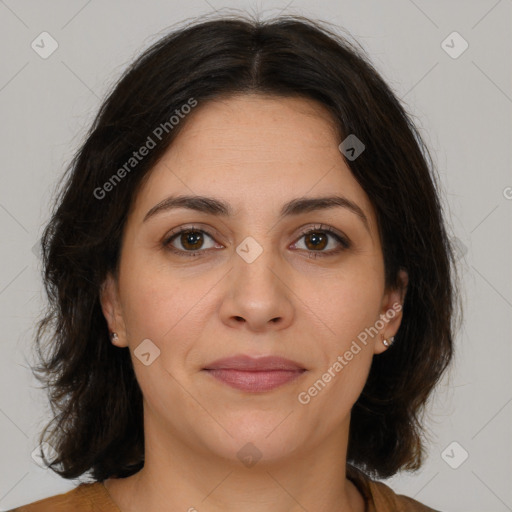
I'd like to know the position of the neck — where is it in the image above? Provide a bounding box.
[104,407,365,512]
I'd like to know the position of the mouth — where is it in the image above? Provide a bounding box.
[202,355,307,393]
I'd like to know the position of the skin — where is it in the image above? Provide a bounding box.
[100,94,408,512]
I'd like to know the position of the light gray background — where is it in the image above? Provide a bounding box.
[1,1,511,511]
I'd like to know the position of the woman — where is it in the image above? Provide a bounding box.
[11,12,459,512]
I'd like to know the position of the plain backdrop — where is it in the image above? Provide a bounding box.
[1,1,511,511]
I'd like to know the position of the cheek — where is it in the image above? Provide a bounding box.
[118,255,217,364]
[305,265,384,404]
[299,281,380,422]
[306,264,384,341]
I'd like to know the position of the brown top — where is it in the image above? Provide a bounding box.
[9,466,440,512]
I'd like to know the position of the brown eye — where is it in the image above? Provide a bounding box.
[164,228,218,257]
[163,224,349,259]
[293,225,350,259]
[303,231,328,251]
[178,230,205,250]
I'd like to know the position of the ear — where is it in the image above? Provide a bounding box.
[373,268,408,355]
[99,271,128,348]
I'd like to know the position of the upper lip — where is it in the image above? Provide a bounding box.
[203,355,306,371]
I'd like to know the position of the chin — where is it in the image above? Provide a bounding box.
[199,412,306,466]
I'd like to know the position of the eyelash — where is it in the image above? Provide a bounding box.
[163,224,351,259]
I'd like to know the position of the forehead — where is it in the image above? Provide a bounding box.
[172,93,341,157]
[129,94,377,231]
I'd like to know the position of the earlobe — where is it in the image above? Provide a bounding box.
[99,272,128,347]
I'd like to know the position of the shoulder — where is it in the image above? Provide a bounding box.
[7,482,120,512]
[367,479,441,512]
[347,465,441,512]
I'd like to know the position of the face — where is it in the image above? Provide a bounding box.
[100,94,407,465]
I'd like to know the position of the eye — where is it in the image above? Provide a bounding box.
[163,226,220,257]
[292,224,350,258]
[162,223,350,259]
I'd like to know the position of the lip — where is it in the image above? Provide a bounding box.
[202,355,307,393]
[204,355,306,371]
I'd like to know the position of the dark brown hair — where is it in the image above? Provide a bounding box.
[32,11,461,482]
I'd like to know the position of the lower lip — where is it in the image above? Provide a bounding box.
[203,369,306,392]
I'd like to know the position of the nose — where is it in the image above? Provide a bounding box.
[218,243,294,333]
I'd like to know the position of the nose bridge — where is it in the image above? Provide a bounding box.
[233,233,282,292]
[220,231,294,330]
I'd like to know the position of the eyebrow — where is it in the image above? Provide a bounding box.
[143,194,370,233]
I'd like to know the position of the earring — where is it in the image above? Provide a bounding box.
[110,332,119,341]
[382,334,395,347]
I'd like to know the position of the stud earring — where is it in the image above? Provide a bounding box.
[110,332,119,341]
[382,334,395,347]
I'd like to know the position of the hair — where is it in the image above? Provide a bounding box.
[32,11,461,482]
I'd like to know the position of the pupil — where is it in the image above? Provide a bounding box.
[307,232,326,250]
[183,231,202,249]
